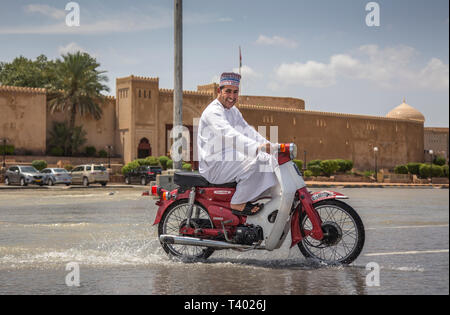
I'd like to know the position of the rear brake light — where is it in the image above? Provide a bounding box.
[151,185,158,196]
[147,172,155,175]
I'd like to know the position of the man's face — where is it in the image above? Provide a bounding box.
[217,85,239,109]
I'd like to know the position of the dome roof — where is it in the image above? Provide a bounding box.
[386,99,425,123]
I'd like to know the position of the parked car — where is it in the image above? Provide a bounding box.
[40,168,72,186]
[70,164,109,187]
[4,165,45,186]
[124,165,162,185]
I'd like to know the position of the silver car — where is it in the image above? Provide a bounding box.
[41,168,72,186]
[4,165,45,186]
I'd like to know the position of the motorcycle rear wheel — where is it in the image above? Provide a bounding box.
[298,199,365,265]
[158,200,215,260]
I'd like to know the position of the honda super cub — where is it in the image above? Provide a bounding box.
[150,143,365,264]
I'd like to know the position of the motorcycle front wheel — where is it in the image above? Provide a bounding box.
[298,199,365,265]
[158,200,215,260]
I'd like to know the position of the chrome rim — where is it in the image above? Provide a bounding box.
[162,203,212,258]
[301,204,359,263]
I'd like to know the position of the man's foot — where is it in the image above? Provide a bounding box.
[231,202,264,216]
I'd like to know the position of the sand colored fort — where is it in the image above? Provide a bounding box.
[0,75,448,171]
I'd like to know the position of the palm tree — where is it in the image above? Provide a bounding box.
[47,52,110,154]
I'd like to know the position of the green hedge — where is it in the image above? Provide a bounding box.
[394,165,409,174]
[32,160,47,171]
[49,146,64,156]
[320,160,339,176]
[158,156,170,170]
[406,162,421,175]
[419,164,444,178]
[309,165,322,176]
[85,146,96,157]
[98,149,108,158]
[0,145,15,155]
[443,165,449,178]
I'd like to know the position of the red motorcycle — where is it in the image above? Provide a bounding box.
[150,143,365,264]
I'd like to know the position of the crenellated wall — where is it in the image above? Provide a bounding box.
[0,75,435,171]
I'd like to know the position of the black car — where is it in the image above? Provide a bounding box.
[124,166,162,185]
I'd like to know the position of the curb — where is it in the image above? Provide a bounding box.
[0,184,148,190]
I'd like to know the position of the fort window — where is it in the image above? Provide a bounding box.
[144,90,147,98]
[138,138,151,158]
[138,89,141,98]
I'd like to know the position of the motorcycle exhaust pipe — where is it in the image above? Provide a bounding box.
[160,234,264,251]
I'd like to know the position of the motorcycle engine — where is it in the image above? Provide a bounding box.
[233,225,264,245]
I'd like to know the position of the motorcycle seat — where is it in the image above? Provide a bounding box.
[174,171,237,189]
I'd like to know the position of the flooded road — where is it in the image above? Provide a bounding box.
[0,187,448,295]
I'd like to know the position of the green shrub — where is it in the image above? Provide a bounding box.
[363,170,374,178]
[49,146,64,156]
[303,170,313,177]
[158,156,170,170]
[64,164,74,172]
[394,165,409,174]
[166,159,173,169]
[406,162,421,175]
[433,156,446,166]
[419,164,444,178]
[0,145,15,155]
[98,149,108,158]
[309,165,322,176]
[85,146,96,157]
[307,160,322,169]
[121,160,140,175]
[432,165,444,177]
[32,160,47,171]
[293,159,303,170]
[182,163,192,172]
[443,165,449,178]
[320,160,339,176]
[144,156,160,166]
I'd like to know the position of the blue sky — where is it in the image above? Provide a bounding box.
[0,0,448,127]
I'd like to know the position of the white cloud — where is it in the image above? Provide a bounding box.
[58,42,86,55]
[0,4,225,35]
[255,35,298,48]
[232,65,262,80]
[273,45,449,91]
[24,4,66,20]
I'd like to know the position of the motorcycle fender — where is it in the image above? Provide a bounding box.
[310,190,348,204]
[153,199,176,225]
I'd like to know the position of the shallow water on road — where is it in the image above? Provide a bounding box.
[0,188,448,294]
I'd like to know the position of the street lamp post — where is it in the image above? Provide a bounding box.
[373,146,379,182]
[303,150,307,171]
[429,149,434,184]
[106,145,113,169]
[2,138,7,169]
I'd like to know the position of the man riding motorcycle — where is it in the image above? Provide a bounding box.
[197,72,277,216]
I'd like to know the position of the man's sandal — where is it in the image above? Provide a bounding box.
[232,202,264,216]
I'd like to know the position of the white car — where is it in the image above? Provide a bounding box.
[71,164,109,186]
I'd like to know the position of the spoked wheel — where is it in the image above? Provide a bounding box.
[158,200,215,260]
[298,199,365,265]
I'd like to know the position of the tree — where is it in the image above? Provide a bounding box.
[0,55,57,88]
[46,52,109,154]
